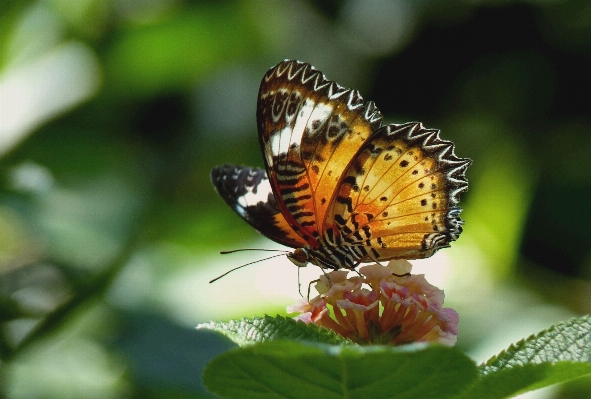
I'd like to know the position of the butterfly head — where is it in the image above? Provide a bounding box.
[286,247,309,268]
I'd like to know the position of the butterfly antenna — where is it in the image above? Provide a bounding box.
[209,253,286,283]
[220,248,290,255]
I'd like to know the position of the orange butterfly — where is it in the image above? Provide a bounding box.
[211,60,471,271]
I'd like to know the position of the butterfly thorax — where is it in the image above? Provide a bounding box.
[287,246,343,270]
[286,244,350,271]
[286,231,362,271]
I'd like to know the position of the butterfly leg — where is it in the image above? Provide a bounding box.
[306,278,321,300]
[302,269,332,300]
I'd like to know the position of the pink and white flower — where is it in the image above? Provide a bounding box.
[287,260,459,346]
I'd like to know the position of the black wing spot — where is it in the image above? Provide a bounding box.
[421,199,427,206]
[337,195,353,212]
[344,175,356,185]
[286,92,301,117]
[400,160,409,167]
[327,126,340,138]
[335,214,346,225]
[418,182,424,189]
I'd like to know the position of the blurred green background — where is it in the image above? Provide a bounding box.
[1,0,590,398]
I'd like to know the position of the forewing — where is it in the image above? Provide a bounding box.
[331,122,471,260]
[257,60,383,247]
[210,164,308,248]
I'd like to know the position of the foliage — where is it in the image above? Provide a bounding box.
[198,315,353,346]
[201,315,591,399]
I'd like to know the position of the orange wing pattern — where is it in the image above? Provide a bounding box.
[213,60,470,271]
[330,122,470,263]
[257,60,382,249]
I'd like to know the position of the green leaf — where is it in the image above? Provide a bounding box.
[203,341,478,399]
[458,315,591,399]
[458,362,591,399]
[197,315,353,346]
[483,314,591,371]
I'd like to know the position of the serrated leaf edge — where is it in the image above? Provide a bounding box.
[198,314,354,346]
[481,315,591,373]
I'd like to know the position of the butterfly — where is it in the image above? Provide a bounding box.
[211,60,471,271]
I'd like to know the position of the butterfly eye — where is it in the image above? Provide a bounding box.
[287,248,309,268]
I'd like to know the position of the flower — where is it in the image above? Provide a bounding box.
[287,260,459,346]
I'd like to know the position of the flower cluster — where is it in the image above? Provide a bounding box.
[287,260,458,346]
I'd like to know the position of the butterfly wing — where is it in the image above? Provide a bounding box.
[257,60,383,249]
[330,122,471,261]
[210,164,308,248]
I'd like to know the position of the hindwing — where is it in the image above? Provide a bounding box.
[210,164,307,248]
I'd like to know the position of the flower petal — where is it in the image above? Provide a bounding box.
[287,261,459,346]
